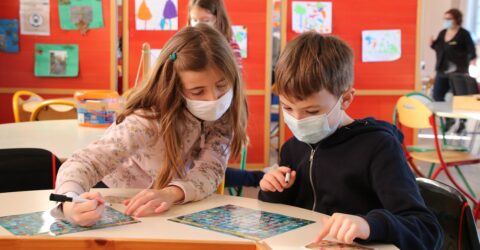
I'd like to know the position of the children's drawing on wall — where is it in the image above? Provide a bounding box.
[35,44,79,77]
[136,0,178,31]
[20,0,50,36]
[49,50,68,75]
[292,1,332,34]
[58,0,104,35]
[362,29,401,62]
[0,20,19,53]
[232,25,247,58]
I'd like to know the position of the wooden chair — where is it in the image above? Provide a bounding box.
[417,178,480,250]
[12,90,43,122]
[395,94,480,220]
[30,99,77,121]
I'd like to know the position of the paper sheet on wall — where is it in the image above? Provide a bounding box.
[362,29,401,62]
[135,0,178,30]
[20,0,50,36]
[0,20,19,53]
[58,0,104,31]
[232,25,247,58]
[292,1,332,34]
[34,44,79,77]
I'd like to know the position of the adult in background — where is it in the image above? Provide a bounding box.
[430,8,477,134]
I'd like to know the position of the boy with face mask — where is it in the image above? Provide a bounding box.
[258,32,443,249]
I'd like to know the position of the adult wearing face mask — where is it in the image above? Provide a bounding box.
[430,8,477,133]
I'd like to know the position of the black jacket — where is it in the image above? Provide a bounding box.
[259,118,443,250]
[431,28,477,73]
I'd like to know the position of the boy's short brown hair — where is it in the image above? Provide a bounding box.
[274,32,354,99]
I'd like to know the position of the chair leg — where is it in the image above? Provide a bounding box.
[453,166,477,199]
[431,167,444,179]
[427,163,435,178]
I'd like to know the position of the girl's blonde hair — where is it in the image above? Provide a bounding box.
[117,24,248,189]
[187,0,233,41]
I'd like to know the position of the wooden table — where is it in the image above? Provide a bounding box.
[0,120,106,161]
[428,102,480,120]
[0,189,397,250]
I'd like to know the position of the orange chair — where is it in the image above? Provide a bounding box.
[395,94,480,220]
[12,90,43,122]
[30,99,77,121]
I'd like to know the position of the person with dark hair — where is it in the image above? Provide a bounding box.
[430,8,477,134]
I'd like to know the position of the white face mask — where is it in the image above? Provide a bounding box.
[190,19,214,27]
[185,88,233,121]
[443,19,453,29]
[283,98,344,144]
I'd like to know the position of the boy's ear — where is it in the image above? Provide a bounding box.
[341,87,355,110]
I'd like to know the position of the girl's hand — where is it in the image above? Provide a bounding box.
[314,213,370,244]
[123,186,184,217]
[259,166,296,192]
[63,192,106,226]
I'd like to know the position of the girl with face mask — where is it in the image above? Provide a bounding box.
[51,24,248,226]
[187,0,243,71]
[188,0,266,189]
[430,8,477,133]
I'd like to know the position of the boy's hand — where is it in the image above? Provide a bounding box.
[259,166,296,192]
[123,186,183,217]
[314,213,370,244]
[63,192,106,226]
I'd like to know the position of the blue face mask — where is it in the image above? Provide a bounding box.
[444,20,453,29]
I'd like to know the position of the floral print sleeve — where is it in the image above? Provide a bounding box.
[169,117,232,203]
[54,114,156,195]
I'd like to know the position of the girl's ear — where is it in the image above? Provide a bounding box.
[341,87,355,110]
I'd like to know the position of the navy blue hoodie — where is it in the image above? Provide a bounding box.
[259,118,443,249]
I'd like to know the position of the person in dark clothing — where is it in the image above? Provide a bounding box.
[259,32,443,249]
[430,8,477,133]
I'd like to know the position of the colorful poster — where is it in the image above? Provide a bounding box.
[362,29,401,62]
[232,25,247,58]
[58,0,104,32]
[292,1,332,34]
[135,0,178,30]
[34,44,79,77]
[20,0,50,36]
[0,20,19,53]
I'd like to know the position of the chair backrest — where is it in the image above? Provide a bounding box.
[0,148,62,193]
[12,90,43,122]
[416,178,480,250]
[395,95,433,129]
[30,99,77,121]
[449,73,479,96]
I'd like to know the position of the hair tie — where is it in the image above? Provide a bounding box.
[169,52,177,61]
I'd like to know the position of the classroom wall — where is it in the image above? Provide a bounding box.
[0,1,116,124]
[279,0,420,145]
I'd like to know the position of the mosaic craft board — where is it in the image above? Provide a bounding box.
[169,204,315,240]
[0,206,139,236]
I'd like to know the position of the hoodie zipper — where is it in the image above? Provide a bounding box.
[308,144,317,211]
